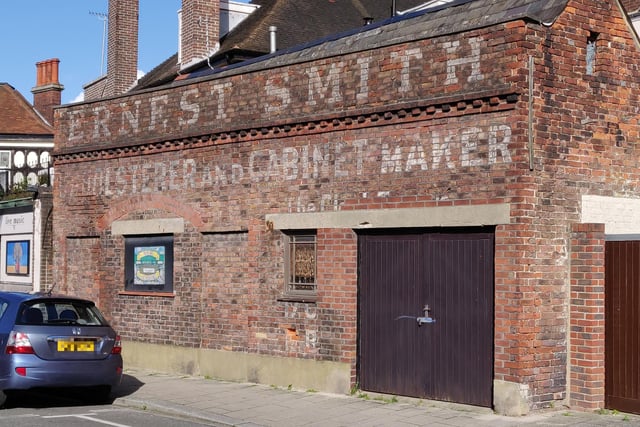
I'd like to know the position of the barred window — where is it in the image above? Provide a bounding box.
[285,232,316,295]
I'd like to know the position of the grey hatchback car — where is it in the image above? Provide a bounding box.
[0,292,122,406]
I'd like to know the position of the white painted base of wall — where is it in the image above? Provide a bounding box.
[122,340,351,395]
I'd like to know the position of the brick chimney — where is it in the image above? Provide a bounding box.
[180,0,220,70]
[105,0,139,96]
[31,58,64,125]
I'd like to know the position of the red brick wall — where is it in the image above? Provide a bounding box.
[52,0,640,410]
[55,24,519,152]
[201,231,249,350]
[569,223,605,410]
[37,188,54,292]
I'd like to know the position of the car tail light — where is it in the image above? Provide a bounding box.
[6,331,35,354]
[111,335,122,355]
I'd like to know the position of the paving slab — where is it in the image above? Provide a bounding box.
[113,368,640,427]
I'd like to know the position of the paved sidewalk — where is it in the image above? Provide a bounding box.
[113,368,640,426]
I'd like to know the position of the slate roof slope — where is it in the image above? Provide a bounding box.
[0,83,52,136]
[135,0,427,90]
[184,0,570,81]
[220,0,427,58]
[622,0,640,13]
[135,54,179,90]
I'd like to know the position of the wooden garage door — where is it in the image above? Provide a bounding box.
[358,228,494,407]
[606,240,640,414]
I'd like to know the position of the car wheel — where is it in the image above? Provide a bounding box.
[0,390,6,408]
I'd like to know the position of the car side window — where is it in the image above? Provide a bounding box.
[0,299,7,321]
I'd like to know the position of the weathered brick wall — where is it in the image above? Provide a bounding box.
[37,188,54,291]
[54,25,517,152]
[569,223,605,410]
[52,0,640,410]
[53,21,523,369]
[503,0,640,408]
[201,231,249,351]
[83,77,107,102]
[65,237,102,305]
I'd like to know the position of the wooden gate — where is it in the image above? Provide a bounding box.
[358,228,494,407]
[605,240,640,414]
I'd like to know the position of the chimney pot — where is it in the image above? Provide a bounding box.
[32,58,63,124]
[36,61,44,86]
[51,59,60,84]
[45,60,52,85]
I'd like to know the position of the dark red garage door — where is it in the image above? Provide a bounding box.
[606,240,640,414]
[358,228,494,407]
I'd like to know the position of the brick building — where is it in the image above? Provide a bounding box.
[53,0,640,416]
[0,59,59,292]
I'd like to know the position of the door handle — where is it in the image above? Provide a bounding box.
[395,304,436,326]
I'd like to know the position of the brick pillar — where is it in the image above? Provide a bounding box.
[106,0,139,96]
[180,0,220,70]
[569,223,606,410]
[31,58,63,124]
[315,228,358,384]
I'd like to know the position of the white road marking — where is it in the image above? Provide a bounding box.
[74,415,131,426]
[42,413,131,427]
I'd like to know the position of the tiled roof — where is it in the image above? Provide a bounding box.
[0,83,52,136]
[185,0,569,81]
[622,0,640,14]
[219,0,428,57]
[135,0,427,90]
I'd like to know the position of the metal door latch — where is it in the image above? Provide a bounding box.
[394,304,436,326]
[416,304,435,326]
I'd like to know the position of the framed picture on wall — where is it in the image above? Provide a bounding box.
[6,240,29,276]
[124,235,174,293]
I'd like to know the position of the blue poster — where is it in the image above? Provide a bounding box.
[6,240,29,276]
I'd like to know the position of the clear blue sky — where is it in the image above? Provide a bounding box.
[1,0,184,104]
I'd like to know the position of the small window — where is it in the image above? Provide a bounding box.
[586,31,598,76]
[285,231,317,296]
[124,235,174,293]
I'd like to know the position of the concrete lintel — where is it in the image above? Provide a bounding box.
[111,218,185,235]
[266,204,510,230]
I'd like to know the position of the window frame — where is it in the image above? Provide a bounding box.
[282,230,317,301]
[124,235,174,294]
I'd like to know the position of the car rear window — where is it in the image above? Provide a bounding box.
[17,300,109,326]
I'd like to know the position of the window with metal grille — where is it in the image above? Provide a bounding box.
[285,232,316,295]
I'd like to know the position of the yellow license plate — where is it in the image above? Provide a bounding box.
[57,340,94,352]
